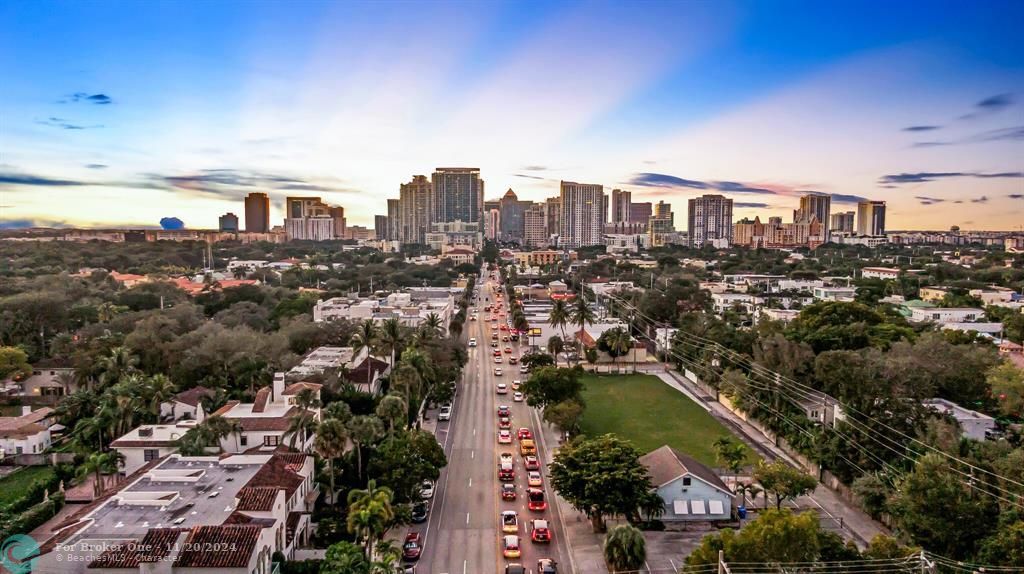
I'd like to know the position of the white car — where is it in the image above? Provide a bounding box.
[420,480,435,499]
[498,430,513,444]
[438,405,452,421]
[494,356,503,364]
[513,391,524,402]
[468,338,477,347]
[497,383,508,394]
[494,368,503,377]
[519,365,528,374]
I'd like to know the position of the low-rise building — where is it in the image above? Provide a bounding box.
[7,358,77,398]
[918,286,950,302]
[861,267,901,280]
[313,288,459,334]
[0,407,54,456]
[640,445,733,522]
[812,286,856,302]
[111,421,199,474]
[604,234,650,254]
[909,307,985,324]
[922,398,997,441]
[35,451,317,573]
[440,247,477,266]
[160,386,213,422]
[711,293,762,314]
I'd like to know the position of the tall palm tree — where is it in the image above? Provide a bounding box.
[144,374,177,420]
[603,524,646,573]
[55,370,78,397]
[547,336,564,358]
[606,327,632,372]
[378,317,404,368]
[204,415,243,452]
[421,313,443,338]
[347,415,384,480]
[375,394,407,434]
[96,301,124,323]
[97,346,139,388]
[548,299,570,350]
[77,451,123,498]
[351,319,379,383]
[315,419,349,505]
[570,294,596,366]
[346,480,395,559]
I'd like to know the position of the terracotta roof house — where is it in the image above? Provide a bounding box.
[34,452,316,574]
[160,385,214,422]
[0,406,55,456]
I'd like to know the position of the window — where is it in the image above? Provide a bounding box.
[240,435,248,446]
[264,436,280,447]
[144,449,160,461]
[682,476,691,487]
[16,447,23,455]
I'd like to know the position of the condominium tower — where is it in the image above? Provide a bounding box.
[688,194,733,247]
[559,181,606,248]
[432,167,484,224]
[856,201,886,236]
[244,192,270,232]
[398,175,433,244]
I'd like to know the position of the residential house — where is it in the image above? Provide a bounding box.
[861,267,900,280]
[160,386,213,422]
[711,293,762,314]
[8,358,77,398]
[918,286,950,303]
[0,407,55,456]
[998,340,1024,369]
[795,389,845,427]
[639,445,734,522]
[922,398,997,441]
[909,307,985,324]
[111,420,199,474]
[35,452,317,574]
[812,286,856,302]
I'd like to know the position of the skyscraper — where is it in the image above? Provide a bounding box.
[629,202,652,225]
[856,201,886,236]
[219,212,239,232]
[830,211,855,233]
[284,196,336,240]
[399,175,433,244]
[688,194,733,247]
[523,203,548,247]
[498,188,529,243]
[559,181,605,248]
[611,189,631,224]
[244,192,270,232]
[484,208,500,241]
[795,194,831,241]
[386,198,401,241]
[329,206,346,239]
[544,197,561,246]
[432,167,484,224]
[649,201,675,246]
[374,215,389,241]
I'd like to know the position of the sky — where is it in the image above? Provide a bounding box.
[1,0,1022,231]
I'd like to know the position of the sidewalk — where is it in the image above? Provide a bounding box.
[658,367,888,546]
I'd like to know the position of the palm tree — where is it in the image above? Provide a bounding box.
[346,480,395,559]
[639,490,665,523]
[603,524,646,573]
[735,482,762,509]
[375,394,407,434]
[204,415,243,452]
[421,313,443,338]
[144,374,177,420]
[97,346,139,388]
[713,437,747,490]
[546,336,564,358]
[347,415,384,481]
[96,302,124,323]
[77,451,123,498]
[605,327,632,372]
[548,299,570,344]
[378,318,404,368]
[351,319,379,384]
[570,295,596,366]
[315,419,349,505]
[55,370,78,397]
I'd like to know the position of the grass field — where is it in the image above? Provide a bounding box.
[0,466,55,508]
[578,373,755,467]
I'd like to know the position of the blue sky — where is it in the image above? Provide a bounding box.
[1,0,1022,230]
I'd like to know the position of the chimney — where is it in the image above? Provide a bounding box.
[272,372,285,402]
[22,406,32,416]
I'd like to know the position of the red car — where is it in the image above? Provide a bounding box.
[497,405,510,417]
[524,455,540,470]
[499,416,512,429]
[531,519,552,543]
[402,532,423,561]
[517,428,532,440]
[527,488,547,511]
[501,483,517,501]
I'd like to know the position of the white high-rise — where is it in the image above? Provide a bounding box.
[688,194,733,247]
[559,181,606,248]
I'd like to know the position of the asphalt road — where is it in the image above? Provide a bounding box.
[413,272,572,574]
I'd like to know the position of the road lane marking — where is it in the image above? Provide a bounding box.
[468,478,472,487]
[463,560,467,574]
[471,450,474,459]
[466,512,470,525]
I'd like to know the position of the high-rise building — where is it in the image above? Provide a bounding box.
[629,202,652,225]
[386,199,401,241]
[484,209,500,241]
[559,181,605,248]
[648,201,675,247]
[244,192,270,232]
[734,216,825,249]
[544,197,561,245]
[218,212,239,232]
[688,194,733,247]
[830,211,855,233]
[432,167,483,224]
[795,194,831,242]
[611,189,631,224]
[374,215,389,241]
[329,206,346,239]
[856,201,886,236]
[523,203,548,247]
[498,189,530,243]
[399,175,433,244]
[285,196,337,240]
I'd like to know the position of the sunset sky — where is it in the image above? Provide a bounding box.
[1,0,1022,231]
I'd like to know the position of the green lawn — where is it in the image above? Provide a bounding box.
[579,373,756,467]
[0,466,55,508]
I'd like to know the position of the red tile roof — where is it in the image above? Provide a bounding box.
[222,511,277,527]
[282,382,322,395]
[251,387,271,413]
[347,357,389,386]
[236,486,279,511]
[88,528,186,569]
[172,525,262,569]
[242,453,308,497]
[173,386,214,408]
[211,400,239,417]
[229,407,301,431]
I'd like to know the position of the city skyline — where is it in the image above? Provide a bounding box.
[2,1,1023,231]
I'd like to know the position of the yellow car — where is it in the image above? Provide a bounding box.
[501,510,519,533]
[519,439,536,456]
[502,535,521,558]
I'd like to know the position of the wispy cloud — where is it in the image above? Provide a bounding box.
[970,195,989,204]
[734,202,770,208]
[0,172,86,186]
[959,93,1014,120]
[521,165,548,172]
[912,125,1024,147]
[85,164,108,169]
[0,218,72,229]
[878,171,1024,185]
[902,125,941,132]
[1008,194,1024,200]
[35,117,103,130]
[628,172,711,190]
[514,174,546,180]
[60,92,114,105]
[915,195,946,205]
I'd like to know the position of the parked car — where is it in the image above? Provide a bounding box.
[419,480,434,499]
[411,502,428,523]
[438,406,452,421]
[402,532,423,561]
